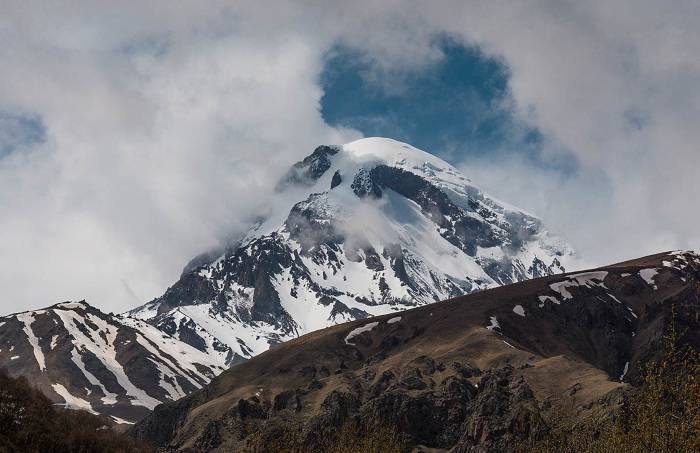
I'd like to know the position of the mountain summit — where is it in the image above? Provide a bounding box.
[130,138,575,366]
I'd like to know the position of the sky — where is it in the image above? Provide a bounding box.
[1,1,700,315]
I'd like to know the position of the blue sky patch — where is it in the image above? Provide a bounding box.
[0,113,46,158]
[320,35,577,174]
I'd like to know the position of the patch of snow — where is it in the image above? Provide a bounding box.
[570,271,608,288]
[621,273,631,277]
[16,313,46,372]
[548,272,608,302]
[538,295,559,307]
[345,322,379,345]
[198,268,213,279]
[502,340,515,348]
[387,316,401,324]
[57,302,86,310]
[50,335,59,349]
[607,293,622,304]
[52,383,97,413]
[70,346,118,405]
[639,268,659,290]
[626,306,638,319]
[549,281,573,300]
[486,316,500,331]
[111,415,134,425]
[0,321,4,328]
[10,355,19,360]
[619,362,629,382]
[513,305,525,317]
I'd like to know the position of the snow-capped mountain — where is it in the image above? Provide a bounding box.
[130,137,575,366]
[0,301,225,425]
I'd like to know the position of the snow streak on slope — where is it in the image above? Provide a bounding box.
[70,346,118,405]
[52,383,96,413]
[16,312,46,372]
[53,308,161,409]
[132,137,576,366]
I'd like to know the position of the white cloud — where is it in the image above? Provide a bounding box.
[433,1,700,266]
[0,2,356,313]
[1,1,699,314]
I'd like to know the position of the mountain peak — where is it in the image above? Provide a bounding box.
[344,137,453,168]
[130,139,576,367]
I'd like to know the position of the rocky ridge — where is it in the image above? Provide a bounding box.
[0,301,225,425]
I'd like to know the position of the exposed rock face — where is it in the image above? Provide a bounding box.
[0,301,224,425]
[277,144,340,189]
[130,137,575,366]
[127,251,700,452]
[453,366,543,452]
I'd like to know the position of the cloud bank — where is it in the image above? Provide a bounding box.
[0,1,699,314]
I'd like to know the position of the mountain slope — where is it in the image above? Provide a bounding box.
[127,250,700,451]
[0,301,225,425]
[131,137,575,366]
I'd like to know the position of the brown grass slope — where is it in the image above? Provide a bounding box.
[128,251,700,451]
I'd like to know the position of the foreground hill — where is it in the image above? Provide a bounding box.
[128,251,700,451]
[0,302,224,425]
[130,137,574,366]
